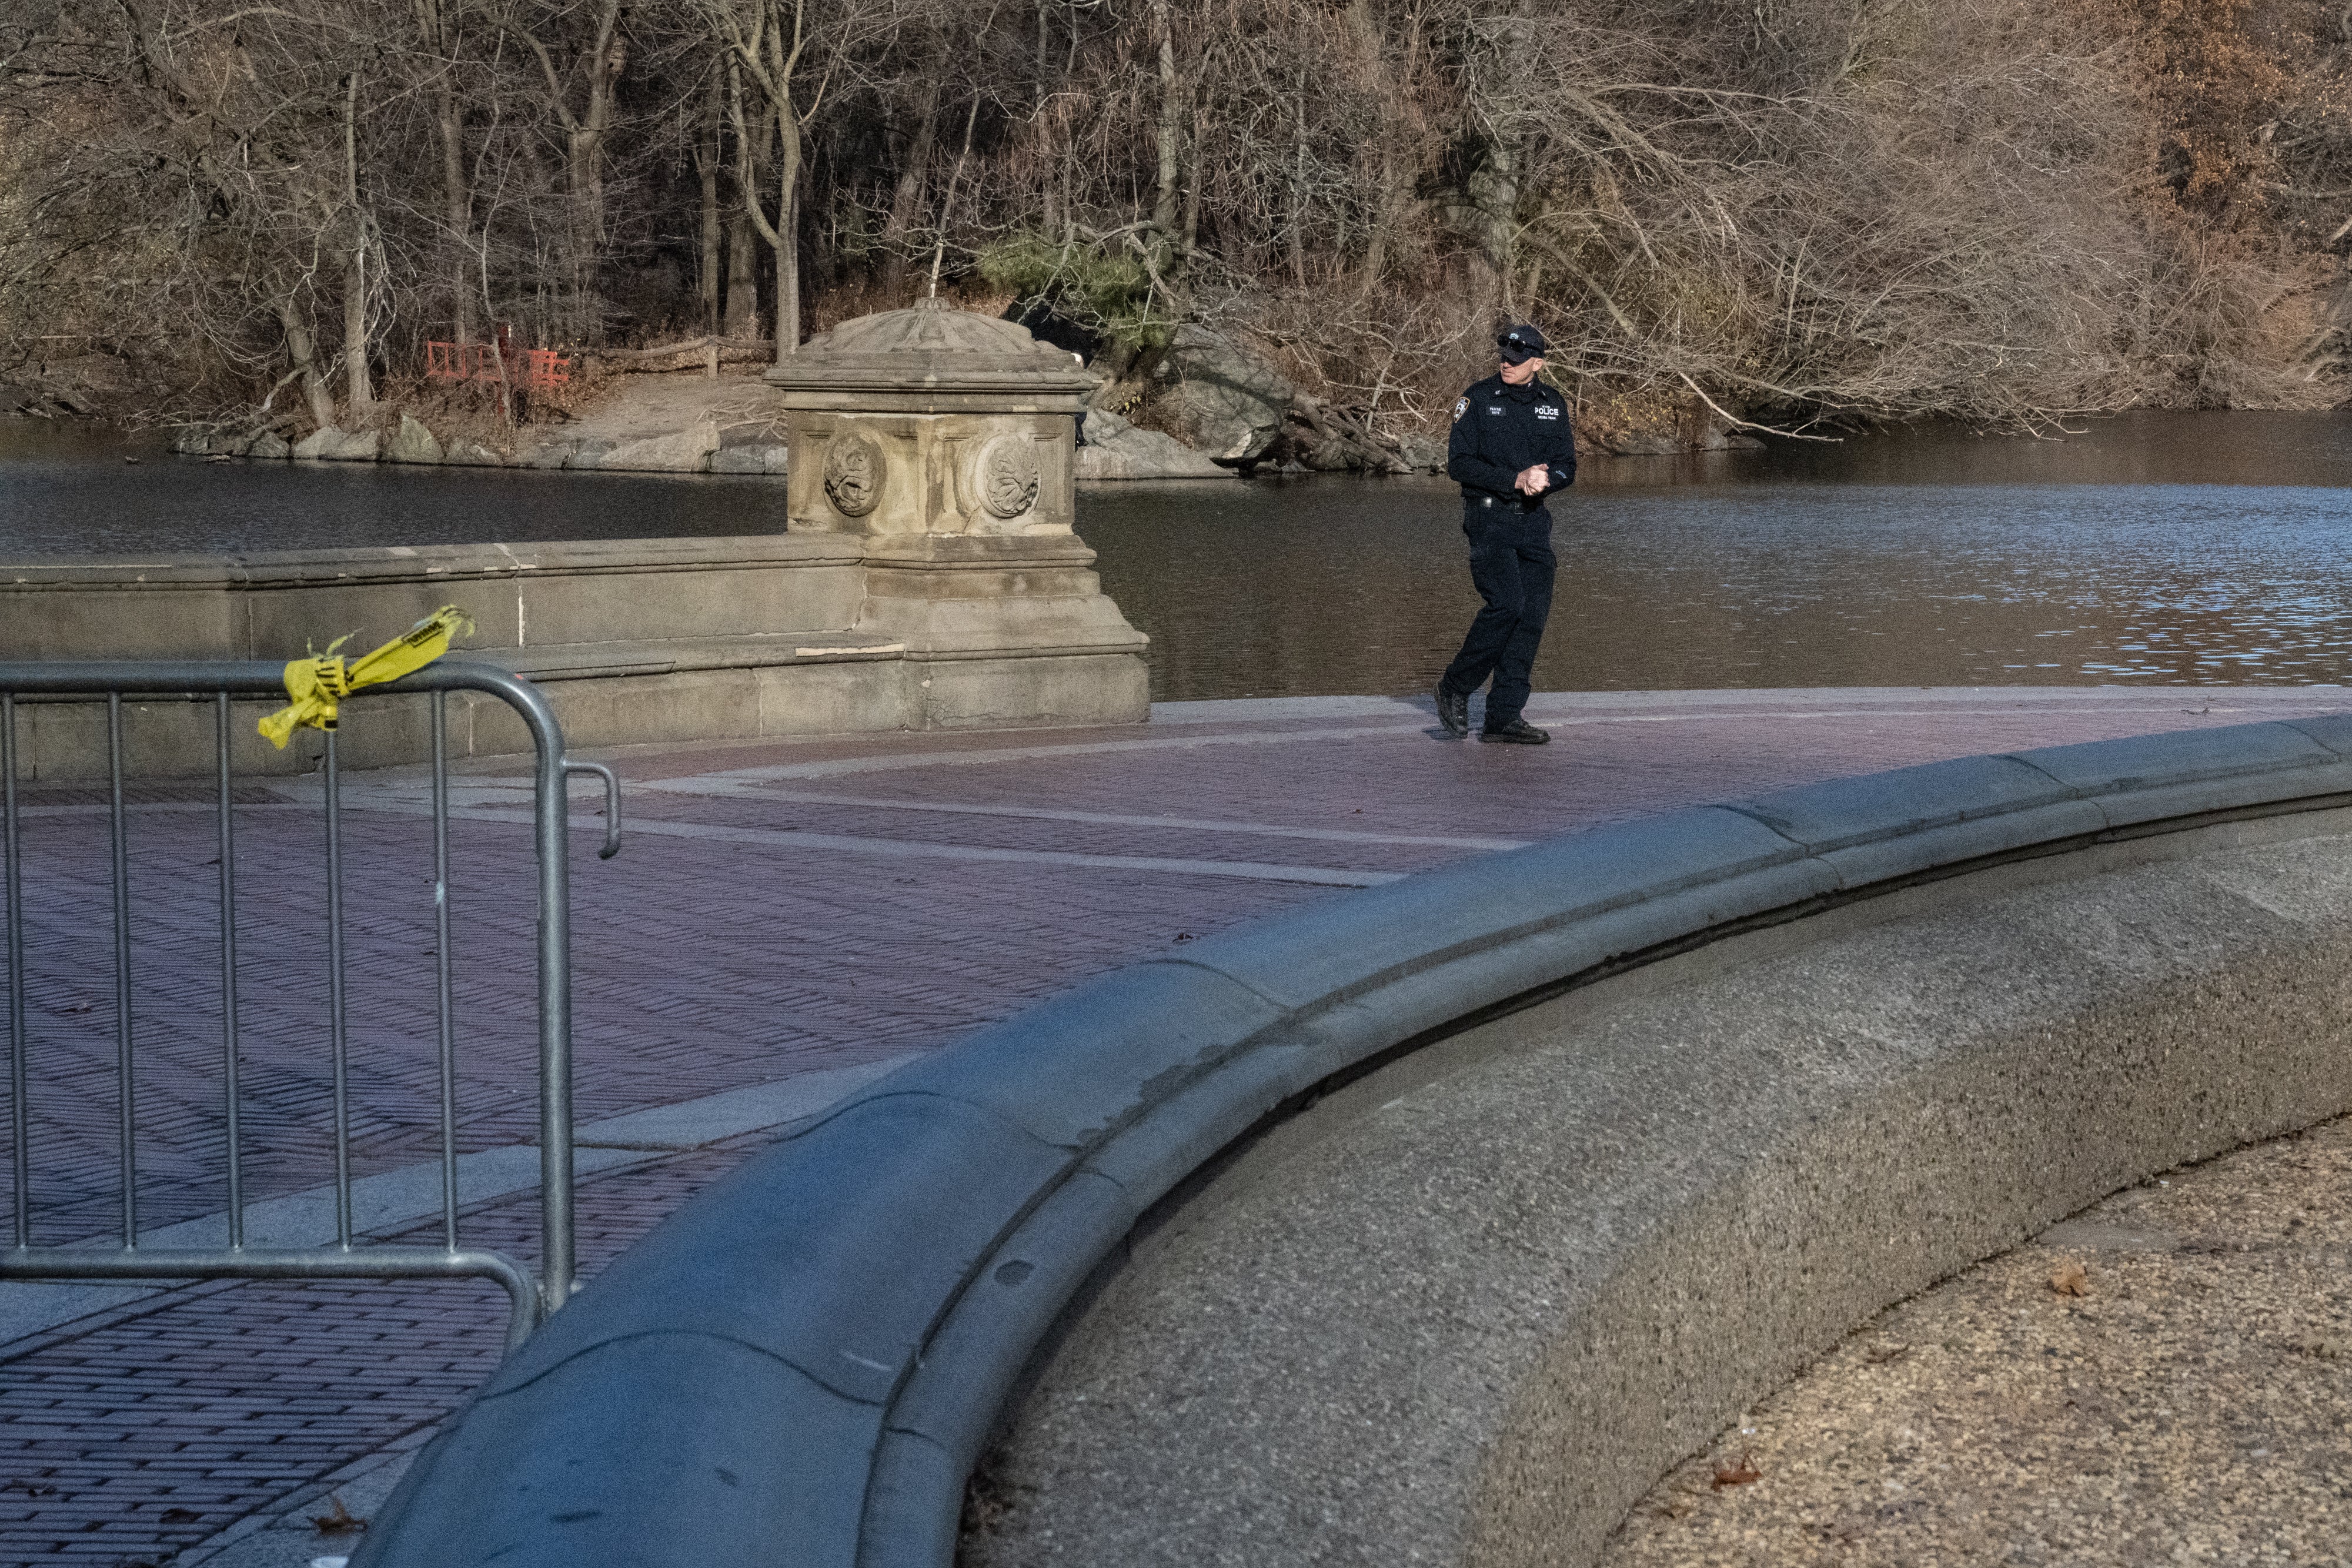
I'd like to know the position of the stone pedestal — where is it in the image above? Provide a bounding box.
[766,299,1148,728]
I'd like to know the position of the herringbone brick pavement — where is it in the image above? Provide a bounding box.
[1,687,2342,1563]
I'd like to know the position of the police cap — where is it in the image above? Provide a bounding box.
[1496,324,1548,364]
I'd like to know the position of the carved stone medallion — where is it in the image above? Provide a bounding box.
[976,433,1041,520]
[822,430,884,518]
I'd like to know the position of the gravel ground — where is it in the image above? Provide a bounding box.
[1596,1113,2352,1567]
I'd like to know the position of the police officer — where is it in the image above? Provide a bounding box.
[1434,323,1576,744]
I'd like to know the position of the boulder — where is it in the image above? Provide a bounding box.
[1074,408,1231,480]
[385,413,443,464]
[1077,406,1131,446]
[711,422,788,475]
[1148,325,1294,466]
[1608,432,1681,456]
[442,440,506,467]
[709,443,788,475]
[597,419,719,472]
[248,430,292,459]
[1395,433,1448,473]
[293,426,379,462]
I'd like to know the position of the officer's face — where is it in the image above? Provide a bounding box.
[1499,355,1542,386]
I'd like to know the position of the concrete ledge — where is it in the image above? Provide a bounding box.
[975,813,2352,1567]
[351,715,2352,1568]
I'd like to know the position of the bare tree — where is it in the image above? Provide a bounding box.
[4,0,2346,434]
[504,0,629,339]
[693,0,838,356]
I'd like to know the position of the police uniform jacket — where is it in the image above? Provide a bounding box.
[1447,374,1576,511]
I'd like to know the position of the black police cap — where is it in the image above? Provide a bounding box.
[1496,324,1548,364]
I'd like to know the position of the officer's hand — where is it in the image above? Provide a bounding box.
[1518,463,1551,495]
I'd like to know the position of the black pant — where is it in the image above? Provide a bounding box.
[1441,501,1555,726]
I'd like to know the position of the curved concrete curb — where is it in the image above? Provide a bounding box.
[351,713,2352,1568]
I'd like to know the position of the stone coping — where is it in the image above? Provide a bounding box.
[0,534,865,587]
[0,531,1102,587]
[489,631,1148,679]
[349,713,2352,1568]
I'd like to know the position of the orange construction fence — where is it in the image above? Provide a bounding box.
[424,341,572,391]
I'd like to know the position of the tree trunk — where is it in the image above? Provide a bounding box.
[568,126,606,245]
[927,89,984,297]
[344,241,373,410]
[340,71,373,410]
[415,0,474,345]
[1034,0,1049,108]
[277,300,338,429]
[439,95,472,343]
[1180,106,1202,283]
[1287,93,1308,290]
[774,103,803,359]
[698,75,724,331]
[1363,144,1410,296]
[1149,0,1181,242]
[566,0,626,341]
[575,4,627,218]
[1344,0,1399,296]
[880,41,946,302]
[1481,137,1516,280]
[725,213,760,337]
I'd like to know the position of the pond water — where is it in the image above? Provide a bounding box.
[7,412,2352,701]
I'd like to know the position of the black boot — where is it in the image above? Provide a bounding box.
[1479,717,1550,745]
[1434,679,1470,738]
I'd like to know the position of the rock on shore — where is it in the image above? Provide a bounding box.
[385,414,442,464]
[1076,408,1232,480]
[518,376,783,473]
[292,426,379,462]
[1150,325,1292,466]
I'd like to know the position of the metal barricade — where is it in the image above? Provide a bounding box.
[0,661,620,1350]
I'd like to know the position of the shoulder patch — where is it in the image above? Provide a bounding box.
[1452,396,1469,422]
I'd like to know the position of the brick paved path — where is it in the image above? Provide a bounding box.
[1,686,2344,1563]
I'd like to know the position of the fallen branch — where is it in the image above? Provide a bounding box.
[1290,390,1408,471]
[1673,372,1840,443]
[584,335,775,366]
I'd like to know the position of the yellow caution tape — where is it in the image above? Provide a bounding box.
[258,606,474,749]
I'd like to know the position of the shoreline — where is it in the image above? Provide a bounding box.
[8,363,1769,482]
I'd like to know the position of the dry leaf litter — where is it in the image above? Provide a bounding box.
[1596,1111,2352,1566]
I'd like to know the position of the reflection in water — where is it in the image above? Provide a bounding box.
[0,420,791,556]
[7,412,2352,698]
[1079,412,2352,698]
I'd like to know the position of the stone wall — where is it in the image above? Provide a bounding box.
[0,534,1147,778]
